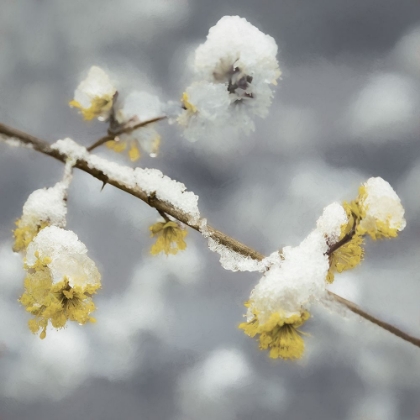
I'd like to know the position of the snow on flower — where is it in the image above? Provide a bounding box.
[13,183,68,252]
[69,66,117,121]
[20,226,101,339]
[179,16,281,139]
[357,177,406,239]
[106,91,163,161]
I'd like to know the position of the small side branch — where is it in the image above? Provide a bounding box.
[87,116,167,152]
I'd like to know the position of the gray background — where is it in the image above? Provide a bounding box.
[1,1,420,419]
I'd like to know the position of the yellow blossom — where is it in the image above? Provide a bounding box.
[181,92,197,113]
[105,139,141,161]
[69,66,117,121]
[326,204,364,283]
[19,255,100,339]
[105,132,161,162]
[355,186,398,239]
[149,220,188,256]
[239,304,310,360]
[69,95,114,121]
[13,218,48,253]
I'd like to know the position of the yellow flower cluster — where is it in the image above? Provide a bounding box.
[327,179,405,283]
[19,254,99,339]
[149,220,188,256]
[240,177,405,361]
[239,305,310,360]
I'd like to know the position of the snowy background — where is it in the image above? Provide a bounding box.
[1,0,420,419]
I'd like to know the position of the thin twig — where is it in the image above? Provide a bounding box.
[327,291,420,347]
[1,121,419,350]
[86,116,167,152]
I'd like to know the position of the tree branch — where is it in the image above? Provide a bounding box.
[1,121,419,351]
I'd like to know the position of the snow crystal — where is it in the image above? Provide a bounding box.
[361,177,406,231]
[208,238,266,272]
[86,153,137,189]
[198,218,210,237]
[26,226,100,288]
[21,182,68,228]
[134,167,200,224]
[316,202,348,243]
[51,138,88,161]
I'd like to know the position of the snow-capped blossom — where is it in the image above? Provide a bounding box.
[69,66,116,121]
[178,82,231,142]
[323,177,405,282]
[149,220,188,256]
[356,177,406,239]
[316,202,348,244]
[179,16,281,139]
[240,229,329,360]
[13,182,68,252]
[106,91,163,161]
[314,202,363,283]
[19,226,101,339]
[194,16,280,98]
[249,230,329,321]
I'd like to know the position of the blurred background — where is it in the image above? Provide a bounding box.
[1,0,420,419]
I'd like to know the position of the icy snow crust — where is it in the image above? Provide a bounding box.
[26,226,101,287]
[208,238,266,272]
[51,138,201,223]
